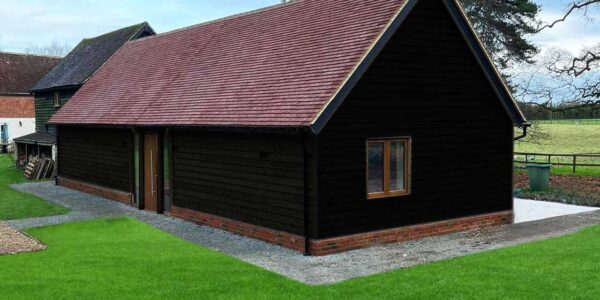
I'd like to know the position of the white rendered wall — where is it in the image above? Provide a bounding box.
[0,118,36,143]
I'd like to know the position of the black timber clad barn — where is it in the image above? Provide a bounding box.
[50,0,527,255]
[14,23,155,166]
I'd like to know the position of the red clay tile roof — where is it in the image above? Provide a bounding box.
[50,0,408,128]
[0,52,61,94]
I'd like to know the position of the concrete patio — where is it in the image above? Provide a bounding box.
[514,198,599,223]
[9,181,600,284]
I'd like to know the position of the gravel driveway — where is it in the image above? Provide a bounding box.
[0,221,46,255]
[9,181,600,284]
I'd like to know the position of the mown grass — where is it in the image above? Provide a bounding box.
[1,217,600,299]
[515,124,600,177]
[0,155,68,220]
[515,124,600,154]
[533,119,600,125]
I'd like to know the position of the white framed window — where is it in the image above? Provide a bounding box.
[53,91,61,107]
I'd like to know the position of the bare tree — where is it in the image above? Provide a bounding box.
[515,122,551,145]
[514,47,599,110]
[24,40,71,57]
[515,0,600,113]
[536,0,600,32]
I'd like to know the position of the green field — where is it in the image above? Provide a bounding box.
[515,124,600,176]
[533,119,600,125]
[0,155,69,220]
[2,217,600,299]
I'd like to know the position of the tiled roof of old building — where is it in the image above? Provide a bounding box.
[0,52,60,95]
[32,22,155,92]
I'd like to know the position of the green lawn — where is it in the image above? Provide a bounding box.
[515,124,600,176]
[534,119,600,125]
[2,217,600,299]
[515,124,600,154]
[0,155,68,220]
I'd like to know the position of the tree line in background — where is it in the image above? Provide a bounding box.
[519,102,600,120]
[460,0,599,120]
[0,34,71,57]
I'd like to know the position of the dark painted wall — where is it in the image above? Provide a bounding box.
[58,126,132,192]
[171,130,316,236]
[316,0,514,238]
[34,88,77,134]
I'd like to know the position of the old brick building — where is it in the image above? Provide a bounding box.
[0,52,60,154]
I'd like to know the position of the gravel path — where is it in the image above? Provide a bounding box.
[9,182,600,284]
[0,221,46,255]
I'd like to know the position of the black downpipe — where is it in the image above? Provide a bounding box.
[514,123,531,141]
[302,132,311,256]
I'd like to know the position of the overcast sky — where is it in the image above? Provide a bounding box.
[0,0,598,56]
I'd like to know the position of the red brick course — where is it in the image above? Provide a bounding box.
[55,176,512,255]
[169,206,512,256]
[57,177,133,204]
[0,95,34,118]
[309,210,513,256]
[170,206,306,252]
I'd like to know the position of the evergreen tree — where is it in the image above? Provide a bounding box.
[459,0,540,70]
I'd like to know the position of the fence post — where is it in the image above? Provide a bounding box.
[573,155,577,173]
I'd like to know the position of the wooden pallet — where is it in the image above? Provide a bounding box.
[24,158,55,180]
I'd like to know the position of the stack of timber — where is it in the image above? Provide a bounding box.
[24,158,55,180]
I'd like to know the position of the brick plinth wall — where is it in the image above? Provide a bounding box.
[309,210,514,256]
[170,206,306,252]
[169,206,512,256]
[56,177,133,204]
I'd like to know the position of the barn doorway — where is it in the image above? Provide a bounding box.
[144,133,159,212]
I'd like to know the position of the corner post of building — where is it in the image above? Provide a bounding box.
[302,129,320,256]
[157,129,165,214]
[55,126,60,185]
[129,127,136,206]
[302,130,310,255]
[138,129,145,211]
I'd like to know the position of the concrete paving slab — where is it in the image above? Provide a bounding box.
[514,198,599,223]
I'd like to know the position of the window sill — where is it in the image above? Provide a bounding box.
[368,191,410,200]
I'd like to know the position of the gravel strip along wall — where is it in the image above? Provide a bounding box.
[9,182,600,285]
[0,221,46,255]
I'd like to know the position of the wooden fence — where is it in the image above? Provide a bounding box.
[514,152,600,173]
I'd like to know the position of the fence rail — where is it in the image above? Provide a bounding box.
[514,152,600,173]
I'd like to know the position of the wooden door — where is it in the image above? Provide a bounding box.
[144,133,159,212]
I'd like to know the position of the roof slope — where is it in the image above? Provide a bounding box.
[50,0,406,127]
[13,132,56,145]
[50,0,525,129]
[0,52,60,94]
[32,22,155,92]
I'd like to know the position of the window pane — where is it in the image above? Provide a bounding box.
[367,142,384,193]
[390,141,405,191]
